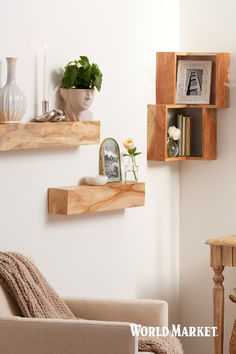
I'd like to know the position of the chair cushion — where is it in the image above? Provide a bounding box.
[0,284,21,317]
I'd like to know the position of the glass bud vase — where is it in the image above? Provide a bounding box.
[0,57,26,123]
[167,138,179,157]
[125,156,139,182]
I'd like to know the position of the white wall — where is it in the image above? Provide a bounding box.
[179,0,236,352]
[0,0,180,323]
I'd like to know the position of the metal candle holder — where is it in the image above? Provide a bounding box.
[42,100,49,115]
[35,100,66,122]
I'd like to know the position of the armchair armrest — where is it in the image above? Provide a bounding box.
[64,297,168,327]
[0,317,137,354]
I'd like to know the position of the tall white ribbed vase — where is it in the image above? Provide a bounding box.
[0,57,26,123]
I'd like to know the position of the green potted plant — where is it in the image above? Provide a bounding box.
[60,56,103,121]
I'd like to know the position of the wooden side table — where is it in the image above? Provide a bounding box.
[206,235,236,354]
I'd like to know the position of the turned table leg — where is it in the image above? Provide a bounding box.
[229,319,236,354]
[212,265,225,354]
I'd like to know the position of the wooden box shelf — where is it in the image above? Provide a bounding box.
[0,121,100,151]
[147,104,216,161]
[48,182,145,215]
[156,52,229,108]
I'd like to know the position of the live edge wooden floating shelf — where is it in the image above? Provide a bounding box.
[48,182,145,215]
[0,121,100,151]
[147,52,230,162]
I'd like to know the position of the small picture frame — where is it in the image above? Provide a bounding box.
[99,138,122,182]
[176,60,212,104]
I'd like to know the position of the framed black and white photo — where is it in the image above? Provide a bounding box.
[176,60,212,104]
[99,138,122,182]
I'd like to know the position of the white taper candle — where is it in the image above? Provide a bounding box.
[43,43,47,101]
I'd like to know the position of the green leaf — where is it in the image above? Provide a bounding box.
[91,63,103,91]
[123,153,130,156]
[133,152,141,156]
[62,57,103,91]
[79,67,91,88]
[94,75,102,91]
[128,147,136,155]
[65,60,78,69]
[62,64,78,89]
[79,56,90,69]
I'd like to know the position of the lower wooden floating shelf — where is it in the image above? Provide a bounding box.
[48,182,145,215]
[0,121,100,151]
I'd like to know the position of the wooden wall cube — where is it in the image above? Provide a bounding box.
[156,52,229,108]
[147,104,216,161]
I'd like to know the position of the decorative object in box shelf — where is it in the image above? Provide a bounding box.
[60,56,103,122]
[176,60,212,105]
[0,57,26,123]
[167,126,180,158]
[175,114,191,157]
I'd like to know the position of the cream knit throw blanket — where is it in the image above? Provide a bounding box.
[0,252,183,354]
[139,335,183,354]
[0,252,75,319]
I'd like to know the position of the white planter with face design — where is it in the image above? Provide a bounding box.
[60,88,95,121]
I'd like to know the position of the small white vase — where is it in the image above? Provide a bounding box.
[60,88,95,121]
[0,57,26,123]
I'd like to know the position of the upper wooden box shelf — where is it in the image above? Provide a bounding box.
[156,52,229,108]
[0,121,100,151]
[48,182,145,215]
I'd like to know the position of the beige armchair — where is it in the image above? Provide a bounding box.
[0,284,168,354]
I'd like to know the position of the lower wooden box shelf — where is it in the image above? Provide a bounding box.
[48,182,145,215]
[0,121,100,151]
[147,104,216,161]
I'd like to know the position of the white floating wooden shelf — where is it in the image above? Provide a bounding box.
[48,182,145,215]
[0,121,100,151]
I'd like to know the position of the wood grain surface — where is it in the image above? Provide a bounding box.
[206,235,236,247]
[147,104,216,161]
[155,52,229,108]
[202,108,217,160]
[215,53,230,108]
[0,121,100,151]
[48,182,145,215]
[212,264,224,354]
[156,52,176,104]
[206,236,236,354]
[147,104,167,161]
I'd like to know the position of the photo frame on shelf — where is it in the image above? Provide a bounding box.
[176,60,212,104]
[99,138,122,182]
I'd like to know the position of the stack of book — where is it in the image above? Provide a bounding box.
[176,113,191,157]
